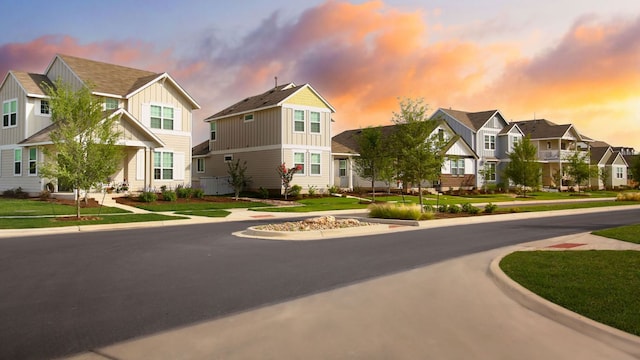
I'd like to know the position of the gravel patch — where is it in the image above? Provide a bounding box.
[255,216,373,232]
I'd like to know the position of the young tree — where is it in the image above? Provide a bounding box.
[227,159,251,200]
[276,163,301,200]
[477,163,496,193]
[598,166,610,190]
[39,80,123,218]
[503,135,541,197]
[564,150,596,193]
[354,126,386,202]
[390,98,446,212]
[629,156,640,189]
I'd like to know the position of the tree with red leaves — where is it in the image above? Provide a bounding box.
[277,163,302,199]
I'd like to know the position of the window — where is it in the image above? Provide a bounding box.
[294,152,305,174]
[485,162,496,181]
[105,98,118,110]
[196,158,205,173]
[438,129,445,142]
[294,110,305,132]
[484,135,495,150]
[310,112,320,133]
[210,121,217,141]
[244,113,254,122]
[546,142,551,150]
[40,100,50,115]
[153,151,173,180]
[451,159,465,175]
[224,154,233,162]
[14,148,22,175]
[150,105,174,130]
[310,153,321,175]
[616,167,624,179]
[3,99,17,127]
[28,148,37,175]
[339,159,347,177]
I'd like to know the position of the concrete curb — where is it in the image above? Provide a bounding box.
[488,250,640,358]
[235,223,400,240]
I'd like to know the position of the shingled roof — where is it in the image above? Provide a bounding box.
[439,109,499,131]
[192,140,210,157]
[590,146,611,165]
[11,71,54,96]
[513,119,574,140]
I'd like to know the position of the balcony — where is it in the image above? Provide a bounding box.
[538,150,589,162]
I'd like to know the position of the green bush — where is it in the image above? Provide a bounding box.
[369,203,428,220]
[138,191,157,203]
[192,188,205,199]
[289,184,302,198]
[461,202,480,214]
[3,187,28,199]
[258,187,269,199]
[484,203,498,213]
[328,185,341,195]
[162,190,177,202]
[448,204,461,213]
[176,186,193,199]
[307,185,317,196]
[438,204,448,213]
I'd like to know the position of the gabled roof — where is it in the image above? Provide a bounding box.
[206,83,334,121]
[192,140,210,157]
[606,152,628,167]
[590,146,611,165]
[9,71,54,97]
[498,122,523,136]
[589,140,611,148]
[513,119,581,140]
[438,108,501,131]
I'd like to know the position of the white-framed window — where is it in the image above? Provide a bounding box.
[153,151,174,180]
[615,167,624,179]
[196,158,205,173]
[39,100,50,115]
[484,135,495,150]
[244,113,254,122]
[224,154,233,162]
[310,111,320,134]
[150,105,174,130]
[486,162,496,181]
[294,110,305,132]
[210,121,217,141]
[451,159,465,175]
[3,99,17,127]
[339,159,347,177]
[438,129,445,142]
[105,98,118,110]
[294,152,305,174]
[310,153,321,175]
[14,148,22,175]
[28,148,37,175]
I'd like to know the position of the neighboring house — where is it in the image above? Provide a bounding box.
[0,54,200,196]
[331,119,478,191]
[193,82,335,195]
[432,108,523,188]
[589,146,629,189]
[513,119,591,189]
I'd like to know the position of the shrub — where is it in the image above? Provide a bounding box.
[461,203,474,213]
[176,186,193,199]
[307,185,317,196]
[258,187,269,199]
[160,185,168,192]
[438,204,448,213]
[39,190,51,200]
[139,191,157,203]
[448,204,461,214]
[484,203,498,214]
[616,192,640,201]
[328,185,341,195]
[467,206,480,214]
[423,204,435,213]
[192,188,205,199]
[289,184,302,199]
[509,207,521,213]
[369,203,425,220]
[2,187,28,199]
[2,188,15,198]
[162,190,177,202]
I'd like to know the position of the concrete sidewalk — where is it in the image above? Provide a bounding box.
[64,233,640,360]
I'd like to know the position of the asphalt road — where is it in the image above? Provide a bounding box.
[1,209,639,360]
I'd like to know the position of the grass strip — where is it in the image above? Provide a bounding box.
[174,210,230,218]
[0,214,187,229]
[592,223,640,244]
[0,198,129,216]
[134,201,269,211]
[500,251,640,336]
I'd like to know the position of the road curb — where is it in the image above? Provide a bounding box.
[488,250,640,358]
[235,223,399,240]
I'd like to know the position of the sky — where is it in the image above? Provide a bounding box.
[1,0,639,150]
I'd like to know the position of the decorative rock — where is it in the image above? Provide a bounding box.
[256,216,371,232]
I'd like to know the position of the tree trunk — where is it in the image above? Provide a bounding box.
[76,188,81,219]
[418,183,424,213]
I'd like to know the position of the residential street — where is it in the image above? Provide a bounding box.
[1,209,640,359]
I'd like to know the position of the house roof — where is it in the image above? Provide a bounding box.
[205,83,334,121]
[10,71,54,97]
[589,140,611,148]
[606,152,628,166]
[17,123,58,146]
[192,140,210,157]
[590,146,611,165]
[513,119,578,140]
[439,109,500,131]
[623,154,639,166]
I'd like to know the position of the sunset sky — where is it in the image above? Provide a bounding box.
[1,0,639,150]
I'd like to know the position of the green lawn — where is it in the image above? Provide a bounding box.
[255,196,370,212]
[499,201,639,212]
[0,198,129,216]
[0,213,188,229]
[500,251,640,336]
[132,200,269,212]
[174,209,230,218]
[592,223,640,244]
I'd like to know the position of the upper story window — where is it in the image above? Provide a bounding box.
[150,105,174,130]
[105,98,119,110]
[39,100,50,115]
[484,135,495,150]
[294,110,305,132]
[3,99,17,128]
[546,141,551,149]
[210,121,217,141]
[310,112,320,133]
[438,129,445,142]
[244,113,254,123]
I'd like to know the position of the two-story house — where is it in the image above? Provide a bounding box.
[589,145,629,190]
[0,54,200,196]
[331,119,478,192]
[432,108,523,188]
[513,119,590,189]
[193,83,335,195]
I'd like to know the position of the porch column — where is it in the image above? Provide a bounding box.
[348,157,354,191]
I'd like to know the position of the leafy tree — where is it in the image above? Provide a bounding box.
[39,80,123,218]
[629,156,640,189]
[354,126,389,201]
[390,98,446,212]
[564,150,596,193]
[477,163,496,193]
[598,166,610,190]
[503,135,541,197]
[227,159,251,200]
[276,163,302,200]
